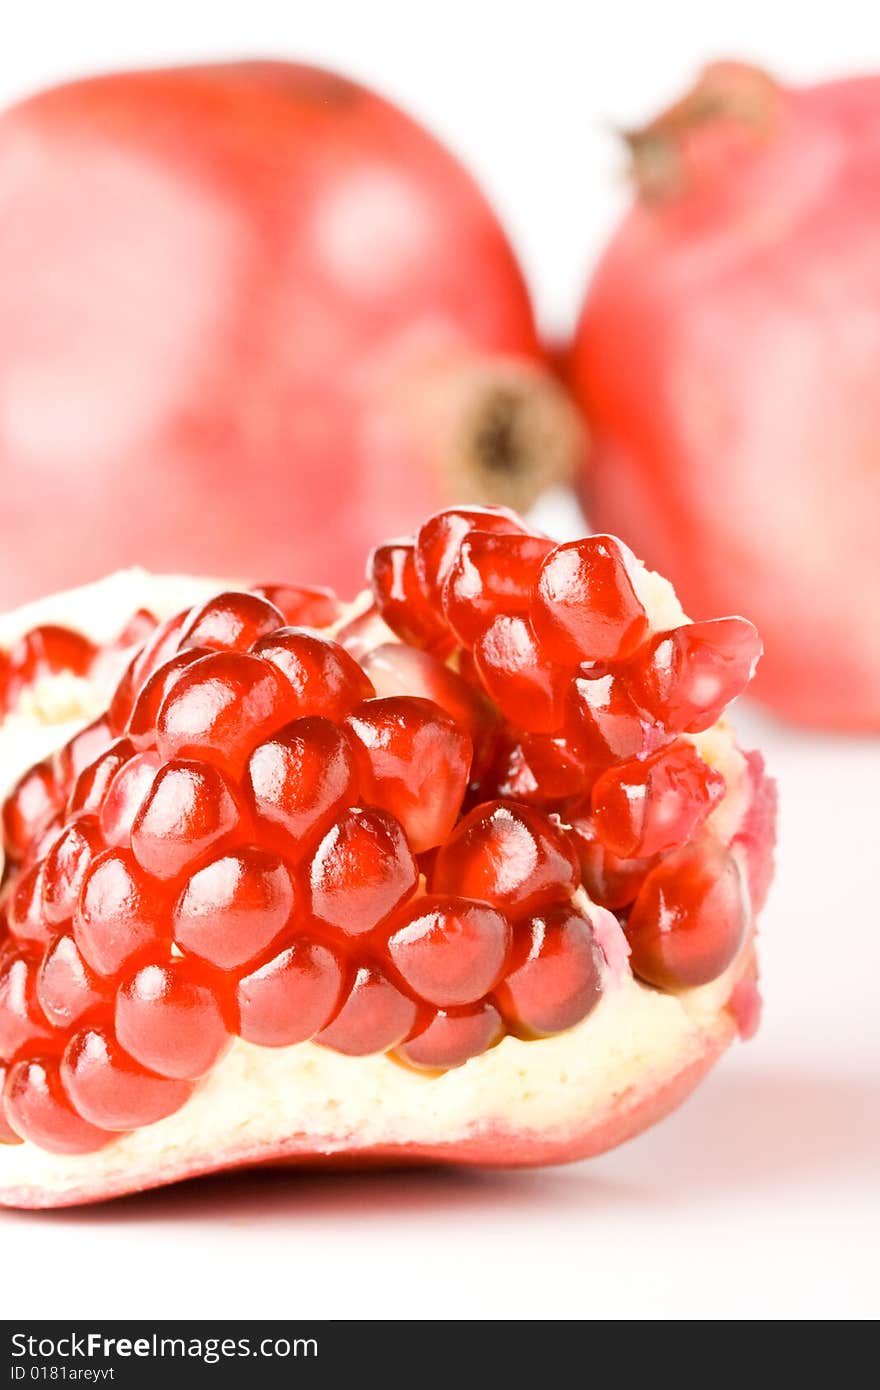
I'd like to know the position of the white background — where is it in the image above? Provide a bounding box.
[2,0,879,1322]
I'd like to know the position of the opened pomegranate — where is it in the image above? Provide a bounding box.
[568,61,880,729]
[0,61,583,606]
[0,508,775,1206]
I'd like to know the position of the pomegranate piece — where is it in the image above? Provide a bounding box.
[98,751,162,847]
[55,717,115,787]
[567,813,655,910]
[6,625,96,698]
[432,801,579,917]
[495,905,604,1037]
[252,629,374,722]
[308,807,418,937]
[254,584,342,630]
[0,950,56,1058]
[3,761,62,865]
[566,668,663,768]
[36,934,110,1031]
[173,847,296,970]
[126,647,214,748]
[315,966,418,1056]
[130,760,244,881]
[532,536,648,665]
[591,742,725,859]
[156,650,296,779]
[485,733,590,806]
[236,939,345,1047]
[62,1027,193,1130]
[388,895,511,1007]
[626,618,762,733]
[368,541,453,655]
[68,739,134,818]
[3,1056,113,1154]
[115,958,229,1080]
[247,718,358,851]
[397,1001,503,1070]
[75,849,171,976]
[178,591,286,652]
[626,843,747,989]
[7,863,52,946]
[414,506,525,605]
[41,817,102,927]
[345,697,472,852]
[474,614,566,733]
[443,530,554,646]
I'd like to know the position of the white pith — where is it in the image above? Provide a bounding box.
[0,566,754,1201]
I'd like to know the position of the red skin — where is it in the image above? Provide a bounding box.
[568,62,880,729]
[0,62,563,605]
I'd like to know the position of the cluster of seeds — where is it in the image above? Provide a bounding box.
[0,511,760,1156]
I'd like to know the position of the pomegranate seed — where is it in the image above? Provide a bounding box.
[432,801,579,916]
[54,717,114,788]
[99,751,162,847]
[3,761,62,864]
[36,934,110,1030]
[173,847,296,970]
[75,849,171,976]
[315,965,417,1055]
[308,807,418,936]
[345,697,472,853]
[115,957,229,1080]
[397,1001,503,1070]
[3,1056,113,1154]
[414,506,525,604]
[495,905,603,1037]
[130,760,245,881]
[62,1027,192,1130]
[474,614,566,733]
[8,624,96,688]
[68,739,134,818]
[626,843,747,989]
[254,584,341,629]
[368,541,453,654]
[626,618,762,733]
[566,668,663,768]
[591,742,726,859]
[252,628,374,723]
[236,938,344,1047]
[41,816,102,926]
[0,1062,23,1144]
[247,717,358,851]
[0,949,55,1058]
[532,535,648,664]
[485,733,590,806]
[128,609,190,691]
[157,650,297,779]
[567,813,655,910]
[179,591,286,652]
[7,863,53,946]
[114,608,159,650]
[335,603,398,662]
[126,647,213,748]
[443,530,554,646]
[388,895,510,1006]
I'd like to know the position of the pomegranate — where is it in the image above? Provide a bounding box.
[568,61,880,729]
[0,61,583,606]
[0,506,775,1207]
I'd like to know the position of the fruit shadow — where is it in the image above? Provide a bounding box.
[34,1067,878,1225]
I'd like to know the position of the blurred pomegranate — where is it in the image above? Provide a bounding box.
[0,62,582,604]
[568,62,880,730]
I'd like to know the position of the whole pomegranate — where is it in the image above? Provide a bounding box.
[568,62,880,730]
[0,62,581,605]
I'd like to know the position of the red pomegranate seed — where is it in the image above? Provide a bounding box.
[255,584,341,629]
[474,614,566,733]
[130,760,245,881]
[7,863,53,946]
[236,938,345,1047]
[67,739,134,818]
[247,717,358,851]
[335,603,398,662]
[368,541,453,654]
[99,751,162,847]
[178,591,286,652]
[252,628,374,723]
[361,643,499,777]
[626,843,747,989]
[62,1027,193,1131]
[567,813,655,910]
[0,1062,23,1144]
[126,647,213,748]
[128,609,190,691]
[156,650,297,779]
[54,716,114,788]
[3,761,62,865]
[114,608,159,650]
[315,965,418,1056]
[75,849,171,976]
[345,696,472,853]
[396,1000,503,1070]
[432,801,580,917]
[443,530,555,646]
[495,904,603,1037]
[173,847,296,970]
[485,733,590,805]
[0,949,55,1057]
[532,535,648,664]
[88,610,159,694]
[3,1056,113,1154]
[414,506,525,604]
[591,741,725,859]
[7,624,96,688]
[308,807,418,936]
[115,957,229,1080]
[36,933,110,1030]
[626,618,762,733]
[566,668,663,767]
[41,816,102,926]
[388,895,510,1006]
